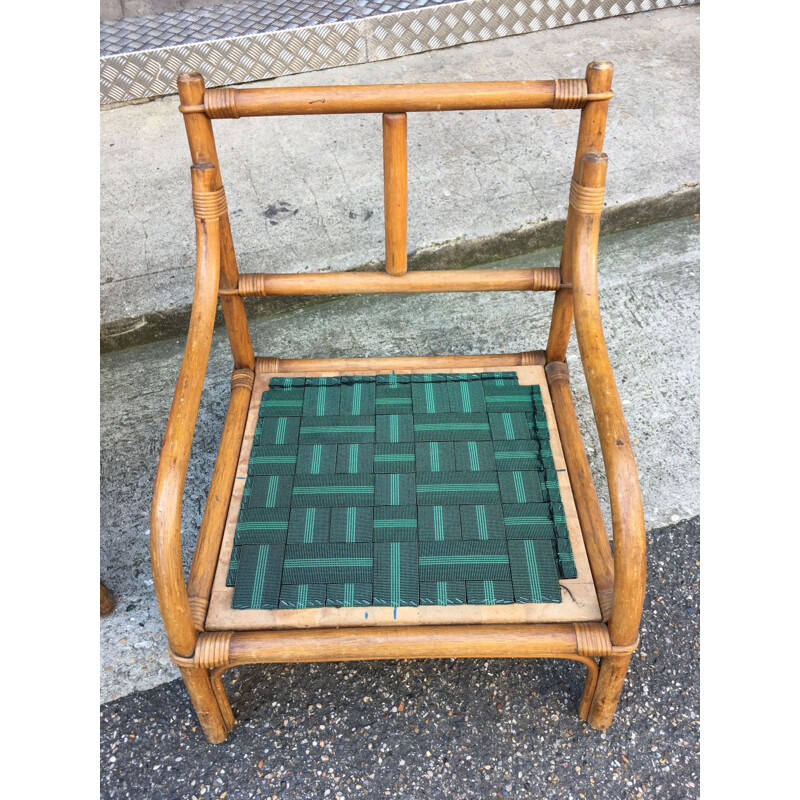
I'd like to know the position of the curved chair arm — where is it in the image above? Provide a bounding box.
[570,153,646,646]
[151,164,222,658]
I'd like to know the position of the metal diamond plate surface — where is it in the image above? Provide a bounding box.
[101,0,359,56]
[100,0,698,105]
[363,0,696,61]
[101,20,367,104]
[100,0,456,56]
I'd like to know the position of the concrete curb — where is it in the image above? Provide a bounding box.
[101,184,698,351]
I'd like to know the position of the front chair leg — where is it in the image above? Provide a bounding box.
[587,652,632,730]
[180,665,233,744]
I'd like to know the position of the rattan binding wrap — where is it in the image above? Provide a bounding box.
[189,597,208,630]
[193,187,228,221]
[574,622,613,657]
[231,369,255,391]
[546,361,570,382]
[205,88,239,119]
[569,180,605,215]
[553,79,588,109]
[195,632,232,668]
[256,357,281,373]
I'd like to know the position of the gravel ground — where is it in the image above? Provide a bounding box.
[100,516,699,800]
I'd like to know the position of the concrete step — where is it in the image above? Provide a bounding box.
[100,5,699,352]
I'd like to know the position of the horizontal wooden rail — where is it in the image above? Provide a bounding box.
[196,81,613,118]
[255,351,546,374]
[224,268,562,296]
[227,624,581,664]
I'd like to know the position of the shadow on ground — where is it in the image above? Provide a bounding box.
[100,517,699,799]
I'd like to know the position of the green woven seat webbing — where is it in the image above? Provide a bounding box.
[227,372,577,608]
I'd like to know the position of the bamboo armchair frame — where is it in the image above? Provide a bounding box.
[151,62,646,744]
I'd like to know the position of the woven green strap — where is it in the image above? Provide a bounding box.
[229,371,577,608]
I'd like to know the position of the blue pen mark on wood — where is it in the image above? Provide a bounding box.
[364,612,369,619]
[393,607,398,619]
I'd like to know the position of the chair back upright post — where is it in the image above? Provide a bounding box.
[546,61,614,364]
[178,73,255,371]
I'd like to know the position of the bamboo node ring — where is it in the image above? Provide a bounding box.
[569,180,605,215]
[553,79,588,109]
[193,187,228,220]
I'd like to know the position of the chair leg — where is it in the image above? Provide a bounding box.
[210,667,235,731]
[180,665,233,744]
[577,658,599,721]
[586,653,632,730]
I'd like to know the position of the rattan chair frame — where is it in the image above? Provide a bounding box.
[150,62,646,744]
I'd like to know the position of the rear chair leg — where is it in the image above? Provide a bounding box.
[180,666,233,744]
[578,658,599,721]
[587,653,632,730]
[210,667,235,730]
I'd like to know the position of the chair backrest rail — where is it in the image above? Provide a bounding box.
[188,80,613,119]
[220,267,563,296]
[254,350,546,374]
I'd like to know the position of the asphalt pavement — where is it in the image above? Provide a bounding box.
[100,516,699,800]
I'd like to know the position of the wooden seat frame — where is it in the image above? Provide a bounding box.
[151,63,646,744]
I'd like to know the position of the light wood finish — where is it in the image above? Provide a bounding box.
[210,667,235,730]
[545,361,614,619]
[100,582,115,617]
[254,351,545,374]
[177,73,254,371]
[171,622,631,670]
[152,66,646,742]
[228,267,562,296]
[186,369,254,630]
[546,61,613,363]
[199,81,613,118]
[151,163,221,658]
[587,652,632,730]
[179,665,231,744]
[569,153,646,647]
[382,113,408,276]
[227,623,579,662]
[205,364,601,630]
